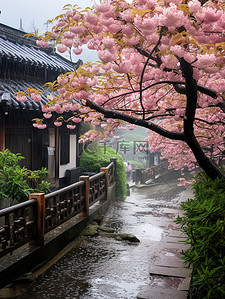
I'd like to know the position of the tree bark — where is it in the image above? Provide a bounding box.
[185,134,224,180]
[180,58,225,180]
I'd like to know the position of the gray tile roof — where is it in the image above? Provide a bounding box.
[0,78,50,110]
[0,23,83,72]
[0,36,79,72]
[0,23,82,111]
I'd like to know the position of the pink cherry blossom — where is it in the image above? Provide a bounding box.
[72,14,81,22]
[95,2,111,13]
[37,124,47,129]
[31,93,42,102]
[69,26,85,34]
[102,37,115,49]
[70,103,81,111]
[57,45,68,53]
[72,117,82,123]
[127,124,136,130]
[158,4,186,30]
[43,113,52,119]
[16,95,27,102]
[188,0,201,13]
[57,20,66,27]
[112,63,130,74]
[54,121,62,127]
[73,48,83,55]
[80,107,90,114]
[57,76,68,85]
[85,12,98,25]
[67,124,76,129]
[90,25,102,34]
[54,104,64,114]
[63,31,76,39]
[36,40,49,48]
[62,39,73,48]
[98,50,117,63]
[202,7,222,23]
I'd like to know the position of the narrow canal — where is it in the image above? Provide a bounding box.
[17,176,186,299]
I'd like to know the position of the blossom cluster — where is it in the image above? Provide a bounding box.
[22,0,225,173]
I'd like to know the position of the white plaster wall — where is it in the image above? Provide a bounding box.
[59,135,77,178]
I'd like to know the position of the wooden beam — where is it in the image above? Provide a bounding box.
[55,127,59,179]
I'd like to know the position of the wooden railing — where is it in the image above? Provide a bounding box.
[44,180,85,234]
[0,159,116,257]
[135,161,169,185]
[0,199,37,258]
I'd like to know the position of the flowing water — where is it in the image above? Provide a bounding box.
[17,177,186,299]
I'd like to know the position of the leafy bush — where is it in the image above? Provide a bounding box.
[176,172,225,298]
[80,144,126,200]
[0,149,50,203]
[128,160,144,169]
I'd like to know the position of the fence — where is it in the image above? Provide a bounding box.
[134,161,169,185]
[0,159,116,258]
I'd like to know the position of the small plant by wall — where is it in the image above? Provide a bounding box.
[80,145,126,200]
[176,172,225,298]
[0,149,50,204]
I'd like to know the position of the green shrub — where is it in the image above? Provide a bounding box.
[176,172,225,298]
[128,160,144,169]
[80,144,126,200]
[0,149,50,203]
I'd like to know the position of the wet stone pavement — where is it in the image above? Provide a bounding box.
[16,178,192,299]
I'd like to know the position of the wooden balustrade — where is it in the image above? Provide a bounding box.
[0,159,116,257]
[135,161,169,184]
[0,199,36,257]
[45,181,85,233]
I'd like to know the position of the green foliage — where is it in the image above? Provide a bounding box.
[79,121,94,137]
[128,160,144,169]
[176,172,225,298]
[80,144,126,200]
[0,149,50,203]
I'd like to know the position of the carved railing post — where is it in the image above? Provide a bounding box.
[110,157,117,183]
[100,167,109,201]
[79,176,90,217]
[29,193,45,246]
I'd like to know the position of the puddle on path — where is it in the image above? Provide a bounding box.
[16,179,186,299]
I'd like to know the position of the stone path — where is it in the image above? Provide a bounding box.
[137,187,193,299]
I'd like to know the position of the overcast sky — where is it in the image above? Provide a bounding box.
[0,0,94,33]
[0,0,99,62]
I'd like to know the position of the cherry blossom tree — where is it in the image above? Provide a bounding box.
[21,0,225,180]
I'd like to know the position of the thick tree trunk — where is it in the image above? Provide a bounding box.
[180,58,225,180]
[185,134,225,180]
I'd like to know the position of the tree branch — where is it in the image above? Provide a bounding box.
[86,99,185,141]
[173,82,218,99]
[102,80,185,106]
[180,58,197,132]
[139,29,163,119]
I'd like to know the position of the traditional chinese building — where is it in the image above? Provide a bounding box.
[0,23,83,188]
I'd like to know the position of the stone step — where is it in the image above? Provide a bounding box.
[165,236,187,243]
[150,265,192,278]
[155,256,186,268]
[167,231,187,238]
[157,242,189,251]
[137,285,188,299]
[178,277,191,291]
